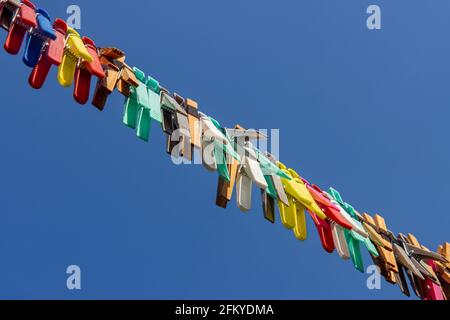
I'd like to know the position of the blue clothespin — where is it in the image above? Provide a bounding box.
[23,8,56,68]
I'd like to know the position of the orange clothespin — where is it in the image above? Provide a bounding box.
[91,47,138,110]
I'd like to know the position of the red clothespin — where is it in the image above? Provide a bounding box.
[28,18,67,89]
[73,37,105,104]
[4,0,37,55]
[307,210,335,253]
[305,182,353,230]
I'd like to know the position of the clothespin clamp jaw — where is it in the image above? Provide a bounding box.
[57,27,93,87]
[4,0,37,55]
[0,0,21,31]
[28,18,67,89]
[72,37,105,104]
[22,8,56,68]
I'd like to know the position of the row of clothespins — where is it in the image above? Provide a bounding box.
[1,0,449,300]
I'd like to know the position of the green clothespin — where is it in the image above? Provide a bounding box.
[328,187,379,272]
[264,175,278,199]
[253,148,291,180]
[123,68,162,142]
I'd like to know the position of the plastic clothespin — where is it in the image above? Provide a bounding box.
[200,115,240,180]
[22,8,56,67]
[215,124,255,210]
[161,92,191,159]
[327,188,379,273]
[225,127,275,213]
[57,27,92,87]
[422,261,447,300]
[265,153,290,207]
[308,210,335,253]
[123,68,162,142]
[91,48,123,110]
[0,0,20,31]
[360,213,399,284]
[305,183,353,230]
[28,18,67,89]
[4,0,36,55]
[72,37,105,104]
[280,164,327,220]
[235,146,268,212]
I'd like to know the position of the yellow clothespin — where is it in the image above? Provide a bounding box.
[276,162,326,241]
[57,27,92,87]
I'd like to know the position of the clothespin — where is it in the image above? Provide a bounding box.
[276,163,326,241]
[200,114,240,179]
[160,92,191,159]
[28,18,67,89]
[215,125,256,210]
[436,243,450,299]
[303,183,353,230]
[0,0,20,31]
[4,0,36,55]
[331,222,351,260]
[57,27,92,87]
[91,48,121,109]
[22,8,56,67]
[215,156,239,209]
[360,213,399,284]
[400,234,446,300]
[72,37,105,104]
[327,188,378,273]
[265,153,290,207]
[123,68,162,142]
[174,94,202,153]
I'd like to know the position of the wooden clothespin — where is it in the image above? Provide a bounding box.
[360,213,399,284]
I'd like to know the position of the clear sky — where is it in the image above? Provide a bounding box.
[0,0,449,299]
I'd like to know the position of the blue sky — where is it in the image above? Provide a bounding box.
[0,0,449,299]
